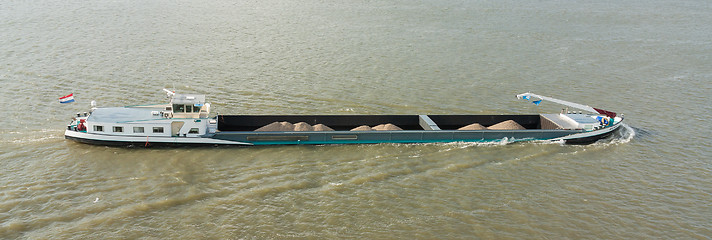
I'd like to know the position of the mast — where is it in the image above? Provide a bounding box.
[516,92,617,118]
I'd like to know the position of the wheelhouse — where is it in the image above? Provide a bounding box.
[167,94,210,118]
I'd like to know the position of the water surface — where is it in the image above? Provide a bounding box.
[1,0,711,238]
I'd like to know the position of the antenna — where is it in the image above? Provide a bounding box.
[163,89,175,98]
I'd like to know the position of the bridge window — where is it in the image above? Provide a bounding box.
[133,127,144,133]
[172,104,201,113]
[153,127,164,133]
[94,125,103,132]
[173,104,185,113]
[113,126,123,132]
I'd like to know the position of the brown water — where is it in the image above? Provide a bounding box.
[1,0,711,238]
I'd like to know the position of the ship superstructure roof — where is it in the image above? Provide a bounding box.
[87,107,163,124]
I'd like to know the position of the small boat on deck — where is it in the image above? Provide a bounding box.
[64,90,624,147]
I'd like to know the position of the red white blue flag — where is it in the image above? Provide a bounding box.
[59,93,75,103]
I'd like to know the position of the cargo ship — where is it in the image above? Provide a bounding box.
[64,90,623,147]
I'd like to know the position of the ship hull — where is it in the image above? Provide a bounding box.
[63,92,625,147]
[64,118,622,147]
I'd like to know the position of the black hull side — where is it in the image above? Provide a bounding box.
[66,126,616,148]
[65,135,228,148]
[564,126,620,145]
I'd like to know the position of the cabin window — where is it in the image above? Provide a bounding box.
[172,104,202,113]
[188,128,199,134]
[94,125,103,132]
[153,127,164,133]
[113,126,123,132]
[173,104,185,113]
[133,127,144,133]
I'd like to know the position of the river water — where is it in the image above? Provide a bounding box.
[1,0,711,238]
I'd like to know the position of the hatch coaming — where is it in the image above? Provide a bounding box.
[212,128,582,145]
[211,114,597,145]
[216,114,545,132]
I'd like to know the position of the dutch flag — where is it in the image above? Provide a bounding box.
[59,93,75,103]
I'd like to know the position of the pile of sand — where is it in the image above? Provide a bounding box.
[350,125,372,131]
[313,124,334,131]
[293,122,313,131]
[487,120,525,130]
[372,123,403,131]
[255,122,335,131]
[255,121,294,131]
[458,123,486,130]
[351,123,403,131]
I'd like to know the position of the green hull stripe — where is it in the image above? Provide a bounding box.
[246,138,542,145]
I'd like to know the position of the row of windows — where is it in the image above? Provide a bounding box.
[93,125,199,134]
[172,104,202,113]
[94,126,163,133]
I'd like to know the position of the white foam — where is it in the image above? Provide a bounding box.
[589,123,636,146]
[436,137,515,148]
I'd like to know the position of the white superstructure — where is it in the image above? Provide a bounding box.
[64,91,248,146]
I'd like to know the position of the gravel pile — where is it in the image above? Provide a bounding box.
[293,122,314,131]
[313,124,335,131]
[487,120,525,130]
[350,125,372,131]
[254,122,295,131]
[372,123,403,131]
[255,122,335,131]
[350,123,403,131]
[458,123,486,130]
